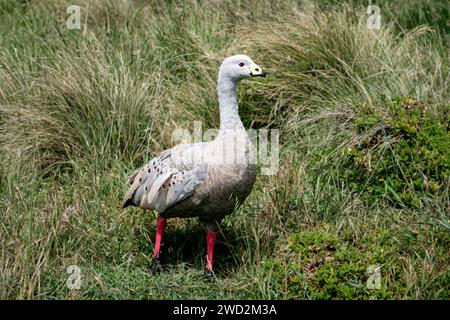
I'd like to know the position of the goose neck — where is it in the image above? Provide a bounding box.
[217,76,243,132]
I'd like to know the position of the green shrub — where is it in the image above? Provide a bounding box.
[291,229,397,299]
[343,97,449,207]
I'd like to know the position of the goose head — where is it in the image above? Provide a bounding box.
[218,54,266,82]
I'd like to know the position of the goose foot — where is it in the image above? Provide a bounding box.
[203,267,215,280]
[151,256,165,273]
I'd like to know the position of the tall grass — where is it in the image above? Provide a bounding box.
[0,0,448,299]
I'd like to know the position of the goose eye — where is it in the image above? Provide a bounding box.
[239,62,245,67]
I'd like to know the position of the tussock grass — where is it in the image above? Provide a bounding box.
[0,0,448,299]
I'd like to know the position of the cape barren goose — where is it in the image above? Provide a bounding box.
[122,54,266,274]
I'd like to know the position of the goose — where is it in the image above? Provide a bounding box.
[122,54,266,274]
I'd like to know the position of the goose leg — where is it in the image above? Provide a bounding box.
[205,231,217,273]
[152,216,167,272]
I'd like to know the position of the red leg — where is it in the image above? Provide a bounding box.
[153,216,167,258]
[205,231,217,271]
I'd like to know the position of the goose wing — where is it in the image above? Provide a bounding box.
[122,143,208,212]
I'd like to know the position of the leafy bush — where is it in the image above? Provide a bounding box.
[343,97,449,206]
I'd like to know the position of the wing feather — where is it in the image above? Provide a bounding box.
[122,145,208,212]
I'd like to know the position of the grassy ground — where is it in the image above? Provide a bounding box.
[0,0,449,299]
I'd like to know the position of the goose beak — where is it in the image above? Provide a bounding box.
[249,62,266,77]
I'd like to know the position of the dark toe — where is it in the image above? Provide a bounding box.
[203,267,215,280]
[151,257,165,273]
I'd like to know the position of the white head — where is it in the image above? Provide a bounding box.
[218,54,266,81]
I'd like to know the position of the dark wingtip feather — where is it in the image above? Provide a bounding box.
[122,198,133,208]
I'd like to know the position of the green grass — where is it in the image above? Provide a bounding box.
[0,0,449,299]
